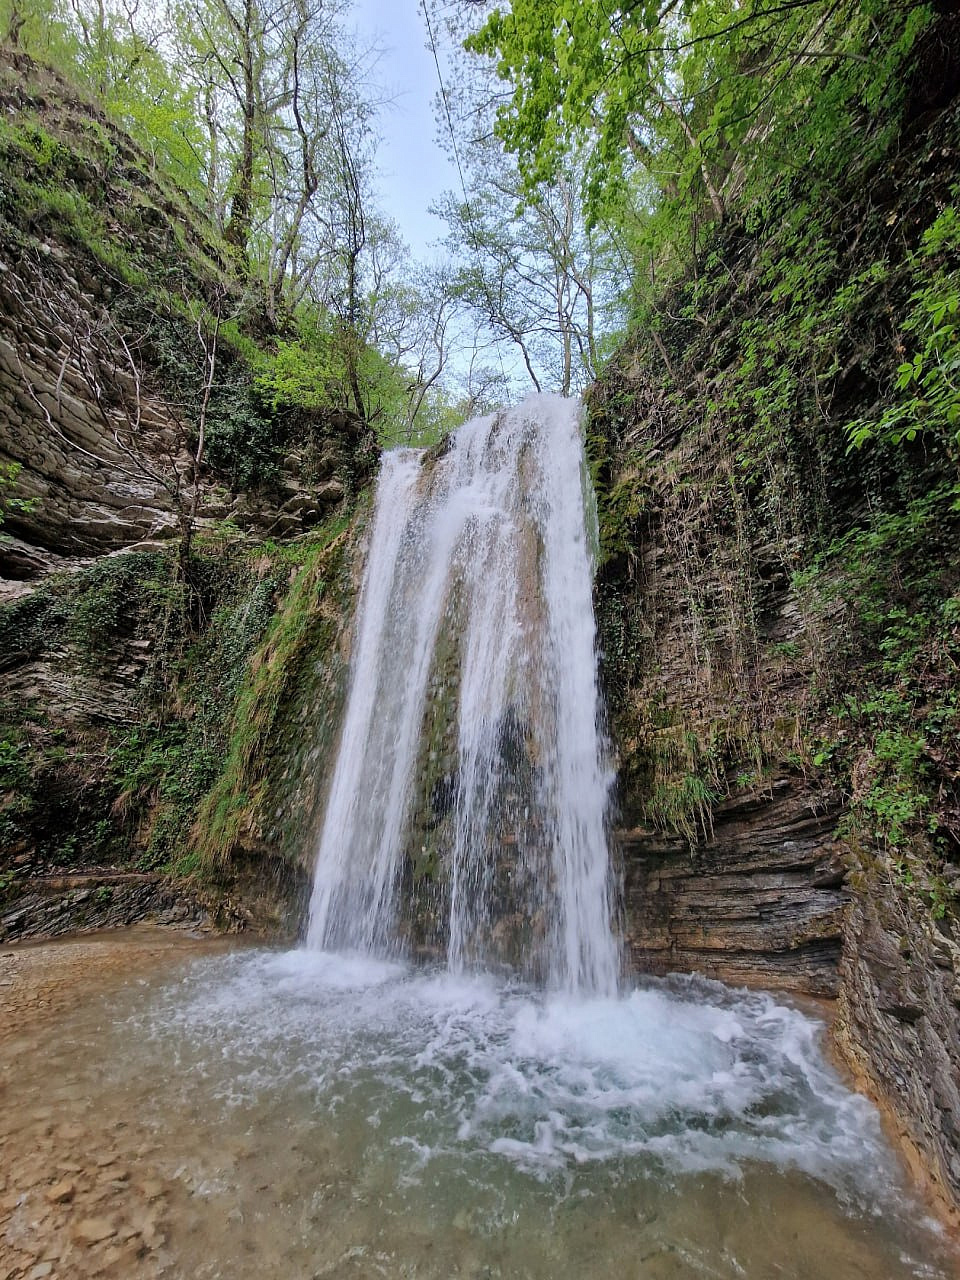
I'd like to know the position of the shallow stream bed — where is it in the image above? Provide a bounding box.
[0,930,956,1279]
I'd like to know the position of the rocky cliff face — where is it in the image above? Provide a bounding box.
[0,51,367,591]
[0,522,363,940]
[591,21,960,1219]
[618,779,847,997]
[0,50,369,939]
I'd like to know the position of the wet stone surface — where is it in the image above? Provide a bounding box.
[0,928,233,1279]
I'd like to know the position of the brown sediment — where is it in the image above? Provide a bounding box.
[0,924,233,1038]
[0,926,236,1279]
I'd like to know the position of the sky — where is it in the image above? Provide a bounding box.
[349,0,460,262]
[346,2,531,396]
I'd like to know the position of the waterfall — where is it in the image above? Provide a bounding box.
[305,394,619,996]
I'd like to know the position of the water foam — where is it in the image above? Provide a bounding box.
[142,950,898,1207]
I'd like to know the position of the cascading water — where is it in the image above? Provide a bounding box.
[305,393,619,994]
[23,408,949,1280]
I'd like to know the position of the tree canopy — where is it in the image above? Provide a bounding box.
[467,1,935,258]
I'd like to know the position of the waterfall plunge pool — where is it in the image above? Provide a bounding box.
[7,400,949,1276]
[8,938,953,1280]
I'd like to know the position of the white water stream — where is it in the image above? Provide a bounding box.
[306,394,618,993]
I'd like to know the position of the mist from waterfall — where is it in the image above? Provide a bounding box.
[305,394,619,995]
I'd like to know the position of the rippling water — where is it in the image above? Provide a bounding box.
[46,946,942,1279]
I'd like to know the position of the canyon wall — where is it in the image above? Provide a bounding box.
[0,24,958,1224]
[0,50,368,939]
[590,24,960,1215]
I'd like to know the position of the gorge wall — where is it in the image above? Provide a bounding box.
[589,14,960,1219]
[0,50,371,939]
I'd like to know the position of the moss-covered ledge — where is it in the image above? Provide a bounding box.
[0,503,368,940]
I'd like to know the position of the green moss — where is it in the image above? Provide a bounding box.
[0,116,73,172]
[192,513,353,871]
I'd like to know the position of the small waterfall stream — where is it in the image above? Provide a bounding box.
[306,394,618,994]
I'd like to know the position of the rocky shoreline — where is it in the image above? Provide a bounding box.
[0,927,237,1279]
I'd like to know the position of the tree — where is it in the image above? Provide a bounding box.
[1,0,81,68]
[437,156,615,395]
[427,0,623,395]
[466,0,936,271]
[171,0,298,263]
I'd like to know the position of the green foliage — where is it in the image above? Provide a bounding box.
[63,554,178,664]
[255,313,449,450]
[0,0,76,67]
[255,318,342,415]
[0,552,184,687]
[205,377,284,491]
[15,120,70,168]
[0,113,176,292]
[192,514,351,870]
[794,487,960,890]
[469,0,934,326]
[645,770,723,842]
[860,726,930,846]
[0,460,38,530]
[42,513,358,882]
[847,203,960,457]
[0,545,285,874]
[0,867,20,903]
[585,419,649,566]
[95,552,282,870]
[0,136,148,284]
[0,724,30,790]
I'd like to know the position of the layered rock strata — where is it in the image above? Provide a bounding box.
[618,778,847,996]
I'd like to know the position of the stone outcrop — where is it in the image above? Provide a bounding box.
[0,51,363,595]
[0,245,186,576]
[0,50,365,939]
[0,233,350,589]
[0,872,206,942]
[0,858,309,943]
[588,58,960,1220]
[836,862,960,1227]
[618,777,847,996]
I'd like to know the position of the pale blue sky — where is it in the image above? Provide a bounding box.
[348,2,529,395]
[351,0,459,261]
